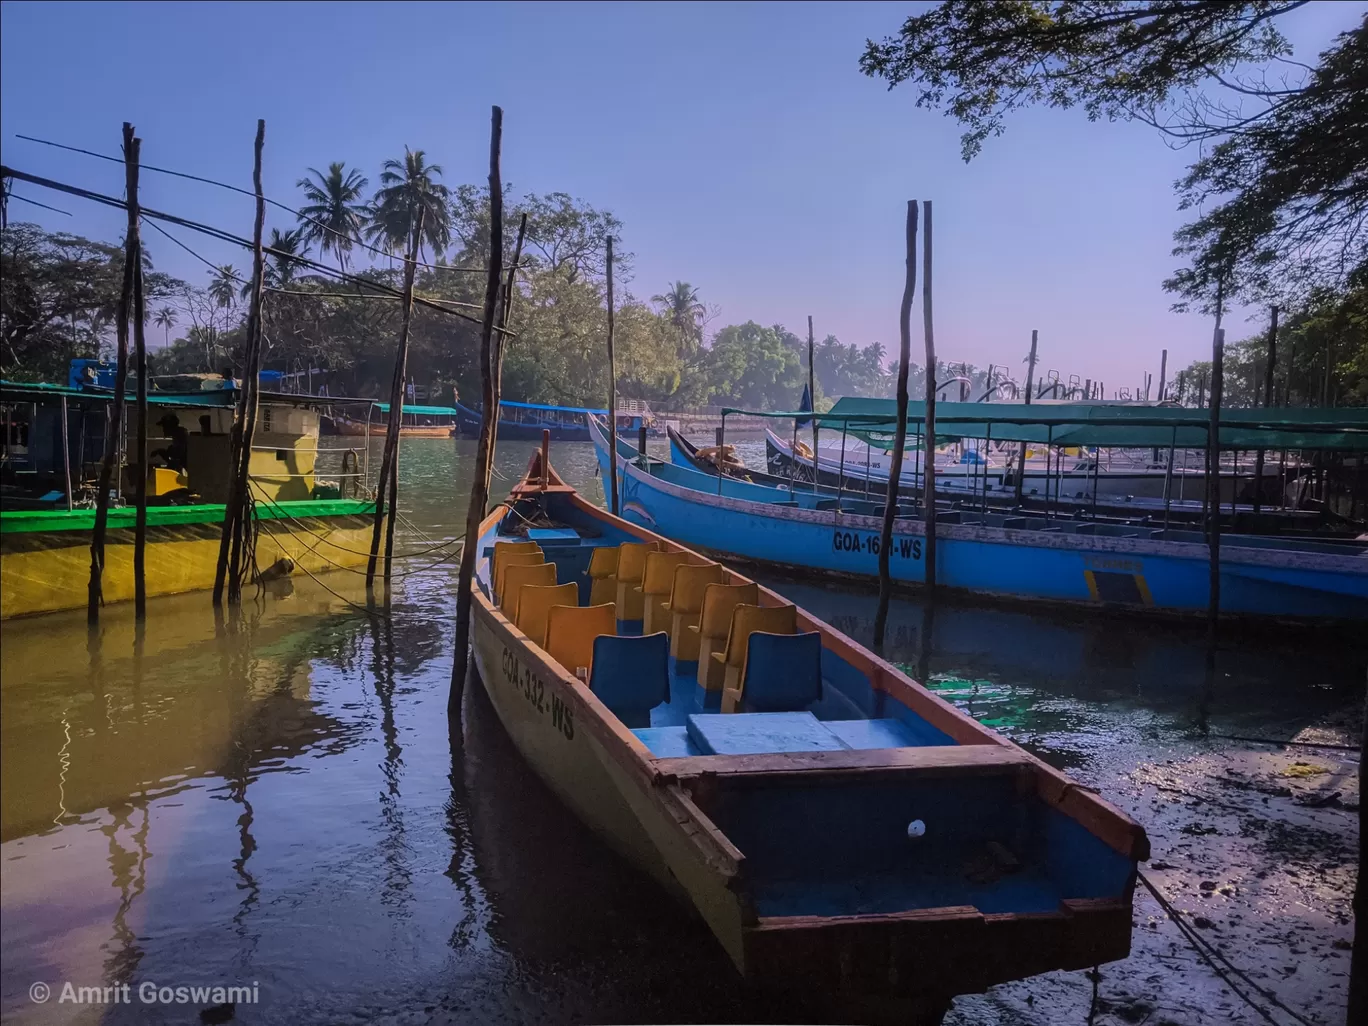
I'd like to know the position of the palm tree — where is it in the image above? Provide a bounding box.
[153,306,176,346]
[297,162,369,272]
[208,265,240,310]
[363,147,451,259]
[266,227,309,288]
[652,281,705,358]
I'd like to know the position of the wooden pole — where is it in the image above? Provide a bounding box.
[1205,280,1226,668]
[87,127,138,625]
[59,394,73,511]
[872,201,919,649]
[807,314,817,461]
[1014,329,1037,506]
[213,119,267,607]
[125,126,149,620]
[376,206,426,593]
[450,104,506,714]
[920,200,937,593]
[1158,349,1168,402]
[487,213,528,500]
[1349,666,1368,1026]
[1252,307,1278,514]
[606,235,619,515]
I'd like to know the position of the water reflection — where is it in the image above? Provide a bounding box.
[0,436,1362,1025]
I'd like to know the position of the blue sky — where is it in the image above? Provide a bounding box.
[3,0,1364,393]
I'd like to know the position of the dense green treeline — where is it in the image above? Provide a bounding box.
[0,155,894,412]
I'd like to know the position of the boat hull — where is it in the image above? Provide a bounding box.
[0,500,375,618]
[329,414,454,437]
[605,432,1367,623]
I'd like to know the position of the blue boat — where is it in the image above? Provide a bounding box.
[456,398,652,441]
[593,417,1368,624]
[469,443,1148,1022]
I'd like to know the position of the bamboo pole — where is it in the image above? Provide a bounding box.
[1014,329,1037,506]
[872,201,918,649]
[212,119,267,606]
[606,235,619,515]
[921,200,937,592]
[1252,307,1278,514]
[368,206,426,594]
[59,394,72,511]
[126,126,149,620]
[450,105,506,714]
[807,314,817,462]
[87,127,138,625]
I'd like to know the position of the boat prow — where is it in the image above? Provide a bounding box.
[467,440,1148,1021]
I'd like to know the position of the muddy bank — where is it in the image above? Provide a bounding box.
[951,722,1360,1025]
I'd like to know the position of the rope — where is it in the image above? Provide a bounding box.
[247,481,462,560]
[1136,871,1317,1026]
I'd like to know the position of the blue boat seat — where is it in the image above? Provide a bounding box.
[589,632,670,728]
[736,631,823,713]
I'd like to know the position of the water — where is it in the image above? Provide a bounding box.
[2,438,1362,1025]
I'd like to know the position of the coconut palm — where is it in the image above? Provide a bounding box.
[208,265,240,310]
[266,227,309,288]
[296,162,369,272]
[652,281,705,358]
[153,306,176,346]
[363,147,451,259]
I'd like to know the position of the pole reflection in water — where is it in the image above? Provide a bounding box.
[0,438,1361,1026]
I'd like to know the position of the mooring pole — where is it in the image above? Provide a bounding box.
[1204,279,1227,709]
[121,126,150,620]
[1014,329,1037,507]
[873,200,919,649]
[606,236,619,515]
[1252,307,1278,515]
[450,104,506,714]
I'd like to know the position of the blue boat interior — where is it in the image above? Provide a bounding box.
[478,487,1137,919]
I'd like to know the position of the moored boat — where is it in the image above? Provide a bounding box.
[455,398,655,441]
[468,438,1148,1022]
[1,381,376,618]
[328,402,459,437]
[595,416,1368,624]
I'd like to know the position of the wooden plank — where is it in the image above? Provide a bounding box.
[654,743,1032,784]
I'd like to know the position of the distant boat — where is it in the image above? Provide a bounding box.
[328,402,459,437]
[455,399,654,441]
[469,439,1148,1021]
[593,416,1368,624]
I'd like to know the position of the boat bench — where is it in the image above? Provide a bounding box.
[633,711,922,758]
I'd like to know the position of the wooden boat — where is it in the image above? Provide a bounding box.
[595,417,1368,623]
[468,438,1149,1022]
[1,381,376,618]
[456,398,653,441]
[329,402,458,437]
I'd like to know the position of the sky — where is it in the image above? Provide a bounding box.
[2,0,1364,395]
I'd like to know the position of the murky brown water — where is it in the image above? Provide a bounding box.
[2,438,1363,1025]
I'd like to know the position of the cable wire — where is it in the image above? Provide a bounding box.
[14,132,486,275]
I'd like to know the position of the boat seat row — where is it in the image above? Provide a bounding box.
[492,537,825,729]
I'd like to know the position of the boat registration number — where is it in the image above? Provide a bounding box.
[831,529,922,561]
[501,646,576,741]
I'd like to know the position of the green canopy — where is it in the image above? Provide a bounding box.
[718,398,1368,451]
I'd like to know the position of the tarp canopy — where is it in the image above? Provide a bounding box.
[1,381,236,407]
[373,403,458,416]
[718,397,1368,451]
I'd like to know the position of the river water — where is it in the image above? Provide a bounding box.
[2,438,1362,1025]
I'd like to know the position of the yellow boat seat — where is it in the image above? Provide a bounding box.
[664,561,723,662]
[614,541,660,622]
[545,603,617,679]
[586,546,619,607]
[716,603,799,712]
[638,551,693,635]
[495,551,546,603]
[515,582,578,648]
[492,540,541,595]
[691,581,759,691]
[500,561,557,617]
